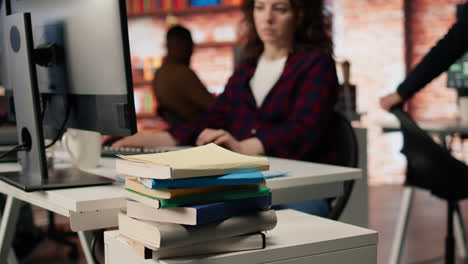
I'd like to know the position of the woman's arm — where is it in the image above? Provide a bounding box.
[397,3,468,100]
[196,128,265,155]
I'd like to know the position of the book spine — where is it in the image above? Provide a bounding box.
[139,0,145,13]
[144,0,150,12]
[125,190,161,208]
[126,0,132,15]
[196,193,272,225]
[164,0,171,10]
[160,186,270,208]
[125,186,270,209]
[119,210,276,248]
[149,0,156,12]
[129,0,135,14]
[133,0,140,14]
[160,210,276,248]
[140,171,265,189]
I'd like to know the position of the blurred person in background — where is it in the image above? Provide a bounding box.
[153,25,215,126]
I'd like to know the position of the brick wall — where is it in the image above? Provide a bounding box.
[334,0,407,184]
[406,0,460,120]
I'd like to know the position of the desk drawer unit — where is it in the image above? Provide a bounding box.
[104,209,377,264]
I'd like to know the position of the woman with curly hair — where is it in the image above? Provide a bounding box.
[115,0,338,159]
[112,0,338,216]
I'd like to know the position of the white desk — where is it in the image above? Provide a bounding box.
[379,118,468,134]
[0,156,361,263]
[104,209,378,264]
[379,118,468,152]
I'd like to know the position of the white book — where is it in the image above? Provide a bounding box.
[121,232,266,259]
[118,209,277,249]
[116,143,269,179]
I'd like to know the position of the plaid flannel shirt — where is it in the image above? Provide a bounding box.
[170,50,338,163]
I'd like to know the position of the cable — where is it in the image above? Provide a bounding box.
[42,96,71,149]
[40,94,49,122]
[91,230,103,264]
[0,144,28,160]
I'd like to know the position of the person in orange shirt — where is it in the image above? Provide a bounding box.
[153,25,215,125]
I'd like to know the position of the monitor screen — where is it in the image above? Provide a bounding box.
[6,0,137,136]
[0,0,6,88]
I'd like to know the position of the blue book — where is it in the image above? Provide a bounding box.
[126,193,272,225]
[138,172,265,189]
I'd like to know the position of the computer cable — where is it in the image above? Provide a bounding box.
[0,95,71,160]
[39,94,71,149]
[0,143,27,160]
[40,94,50,122]
[91,229,104,264]
[44,101,70,149]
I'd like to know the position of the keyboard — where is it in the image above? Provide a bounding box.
[101,145,189,157]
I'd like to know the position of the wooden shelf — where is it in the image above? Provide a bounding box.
[127,5,240,18]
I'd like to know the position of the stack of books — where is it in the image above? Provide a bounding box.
[116,143,277,260]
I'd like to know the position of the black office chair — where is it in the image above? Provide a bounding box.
[391,106,468,264]
[327,111,359,220]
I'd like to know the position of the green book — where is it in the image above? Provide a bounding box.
[124,186,270,209]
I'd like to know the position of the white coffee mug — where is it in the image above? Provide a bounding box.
[62,128,102,169]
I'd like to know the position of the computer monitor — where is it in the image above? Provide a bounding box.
[0,0,137,191]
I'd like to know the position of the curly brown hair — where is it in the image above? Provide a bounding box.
[240,0,332,60]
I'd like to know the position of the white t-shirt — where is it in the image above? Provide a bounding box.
[249,54,288,107]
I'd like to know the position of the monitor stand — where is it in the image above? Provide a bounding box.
[0,168,114,192]
[0,12,113,192]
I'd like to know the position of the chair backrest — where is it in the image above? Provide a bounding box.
[391,106,468,200]
[327,111,359,220]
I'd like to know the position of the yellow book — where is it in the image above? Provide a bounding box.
[124,177,266,199]
[116,143,269,179]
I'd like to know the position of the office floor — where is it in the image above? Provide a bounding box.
[370,185,468,264]
[18,185,468,264]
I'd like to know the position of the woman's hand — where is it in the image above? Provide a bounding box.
[196,129,243,153]
[196,129,265,156]
[111,131,177,148]
[380,92,403,111]
[101,135,122,145]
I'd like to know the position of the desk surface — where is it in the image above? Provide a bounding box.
[0,156,361,230]
[105,209,378,264]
